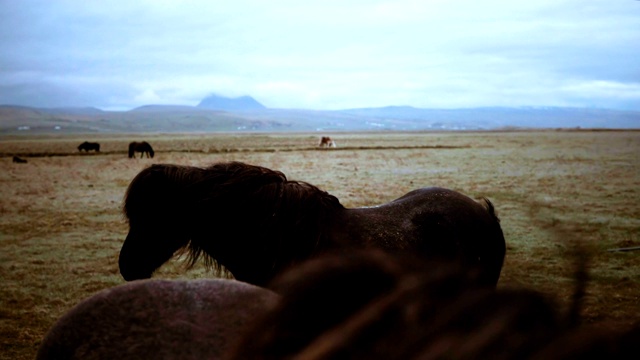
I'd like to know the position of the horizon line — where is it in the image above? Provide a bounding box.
[2,103,639,113]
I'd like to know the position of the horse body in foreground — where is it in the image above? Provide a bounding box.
[128,141,154,158]
[77,141,100,152]
[36,279,278,360]
[229,250,640,360]
[119,162,506,288]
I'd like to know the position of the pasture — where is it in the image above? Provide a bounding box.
[0,130,638,359]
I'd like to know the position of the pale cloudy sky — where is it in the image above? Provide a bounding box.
[1,0,639,110]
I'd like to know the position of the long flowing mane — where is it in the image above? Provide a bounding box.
[184,162,345,275]
[228,251,640,360]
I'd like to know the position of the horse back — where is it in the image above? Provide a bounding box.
[342,187,506,286]
[36,279,279,360]
[78,142,100,152]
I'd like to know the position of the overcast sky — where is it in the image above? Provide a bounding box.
[1,0,639,111]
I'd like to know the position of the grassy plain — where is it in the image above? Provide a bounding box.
[1,130,639,359]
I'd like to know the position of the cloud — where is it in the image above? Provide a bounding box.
[1,0,639,110]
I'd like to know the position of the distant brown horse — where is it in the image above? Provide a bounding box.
[118,161,506,289]
[36,279,278,360]
[318,136,336,148]
[77,141,100,152]
[128,141,154,158]
[12,156,27,163]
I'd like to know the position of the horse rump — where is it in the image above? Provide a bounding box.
[36,279,279,360]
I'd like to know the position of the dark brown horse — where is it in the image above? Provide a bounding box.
[77,141,100,152]
[128,141,154,158]
[118,161,506,288]
[36,279,278,360]
[227,250,640,360]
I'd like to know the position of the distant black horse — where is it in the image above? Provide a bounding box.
[118,162,506,288]
[36,279,278,360]
[77,141,100,152]
[128,141,154,158]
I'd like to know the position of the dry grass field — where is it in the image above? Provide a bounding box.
[1,130,638,359]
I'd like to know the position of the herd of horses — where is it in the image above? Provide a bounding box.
[38,250,640,359]
[12,140,154,161]
[78,140,155,158]
[35,158,638,358]
[13,136,336,164]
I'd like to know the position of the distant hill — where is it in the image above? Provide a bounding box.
[130,105,208,113]
[338,106,640,129]
[39,107,105,116]
[197,94,266,111]
[0,103,638,135]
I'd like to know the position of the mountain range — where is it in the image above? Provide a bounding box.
[1,94,638,135]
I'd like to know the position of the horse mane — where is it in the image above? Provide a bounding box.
[123,163,199,221]
[228,250,548,359]
[185,162,345,273]
[123,161,344,275]
[228,250,639,360]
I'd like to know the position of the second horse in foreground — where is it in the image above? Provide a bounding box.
[118,161,506,288]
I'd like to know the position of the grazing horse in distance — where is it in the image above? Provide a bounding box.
[118,161,506,289]
[318,136,336,148]
[36,279,278,360]
[12,156,27,163]
[77,141,100,152]
[128,141,154,158]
